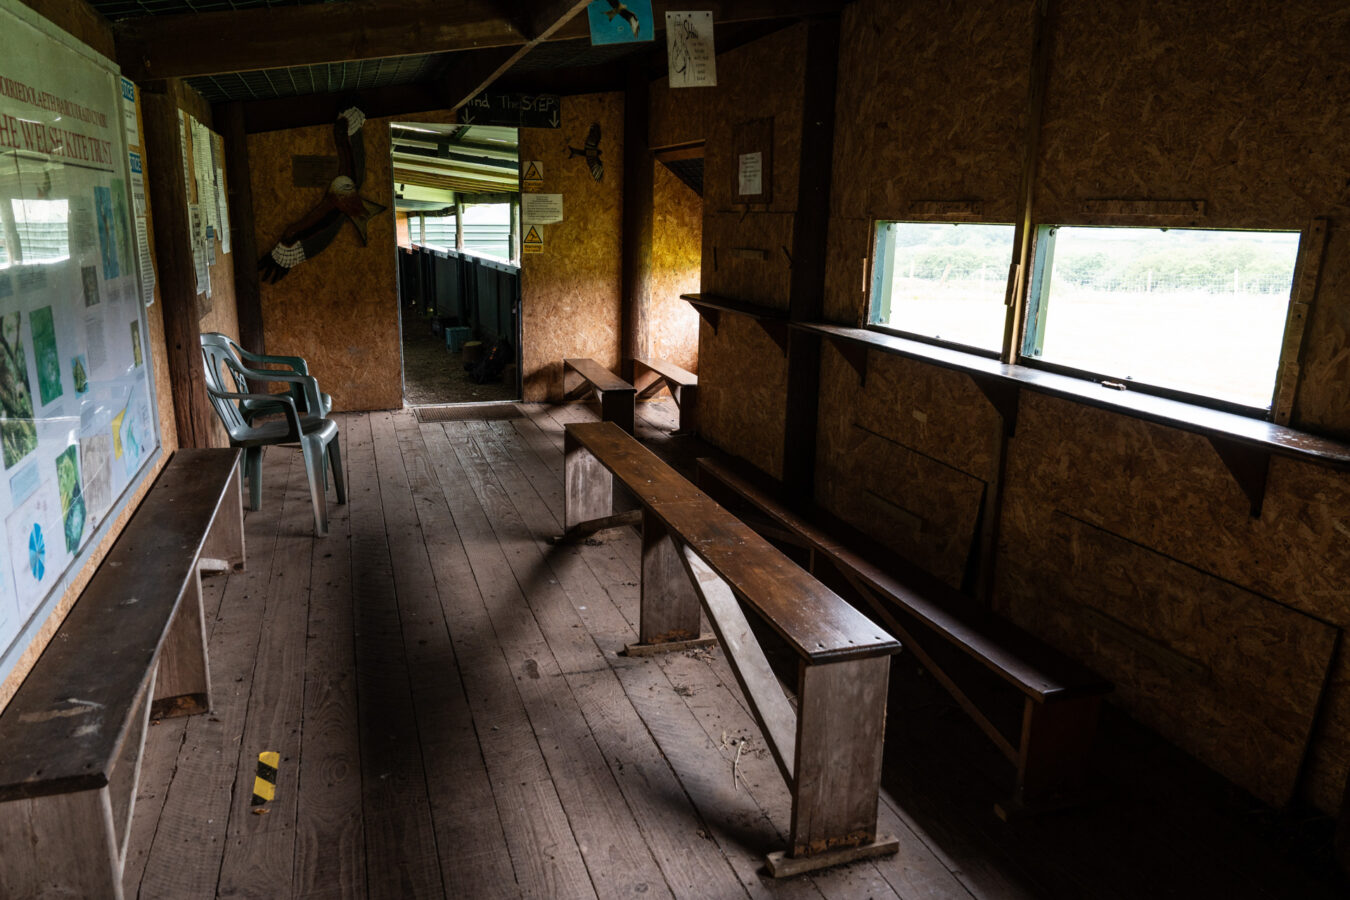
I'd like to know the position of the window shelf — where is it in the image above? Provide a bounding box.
[683,293,789,354]
[792,321,1350,516]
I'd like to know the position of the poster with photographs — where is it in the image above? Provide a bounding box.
[0,0,161,680]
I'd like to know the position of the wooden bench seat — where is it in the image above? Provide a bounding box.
[632,356,698,434]
[563,421,902,876]
[697,455,1112,817]
[0,449,244,898]
[563,357,635,433]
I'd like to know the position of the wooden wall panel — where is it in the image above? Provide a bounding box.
[1293,225,1350,436]
[1037,0,1350,230]
[700,211,793,311]
[815,347,998,587]
[248,113,407,411]
[697,315,785,478]
[822,215,870,324]
[997,391,1350,808]
[648,163,701,371]
[832,0,1033,223]
[519,92,624,401]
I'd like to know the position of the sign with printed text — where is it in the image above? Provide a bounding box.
[666,11,716,87]
[459,91,560,128]
[523,225,544,254]
[522,193,563,225]
[522,160,543,190]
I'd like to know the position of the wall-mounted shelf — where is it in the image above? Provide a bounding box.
[683,293,789,354]
[792,321,1350,517]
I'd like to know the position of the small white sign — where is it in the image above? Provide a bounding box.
[666,11,716,87]
[522,193,564,225]
[738,152,763,196]
[120,77,139,146]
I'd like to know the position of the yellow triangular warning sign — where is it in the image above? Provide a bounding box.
[523,225,543,253]
[523,161,542,181]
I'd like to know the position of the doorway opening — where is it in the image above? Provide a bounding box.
[393,123,522,406]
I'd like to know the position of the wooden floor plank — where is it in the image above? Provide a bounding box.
[441,420,674,898]
[135,448,292,898]
[215,444,320,899]
[347,413,443,899]
[388,413,520,899]
[420,422,599,900]
[468,420,752,899]
[292,417,366,899]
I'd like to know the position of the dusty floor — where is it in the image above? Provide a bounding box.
[401,313,518,406]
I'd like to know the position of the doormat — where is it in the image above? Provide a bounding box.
[414,403,524,423]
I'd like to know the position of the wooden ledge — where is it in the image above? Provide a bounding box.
[793,321,1350,516]
[682,293,789,353]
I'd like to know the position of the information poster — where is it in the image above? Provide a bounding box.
[0,0,161,679]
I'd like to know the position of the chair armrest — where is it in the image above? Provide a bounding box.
[207,386,304,439]
[225,363,324,418]
[237,347,310,376]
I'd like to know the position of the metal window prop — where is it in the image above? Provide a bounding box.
[0,0,162,683]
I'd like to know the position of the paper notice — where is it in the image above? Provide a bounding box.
[212,132,231,254]
[135,217,154,306]
[120,77,139,146]
[521,193,564,225]
[738,152,763,196]
[666,11,717,87]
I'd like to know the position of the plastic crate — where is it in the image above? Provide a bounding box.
[445,326,473,352]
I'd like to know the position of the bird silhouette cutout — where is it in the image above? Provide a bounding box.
[603,0,641,38]
[258,106,388,283]
[565,122,604,182]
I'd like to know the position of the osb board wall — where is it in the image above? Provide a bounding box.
[648,162,701,371]
[698,314,786,478]
[816,346,999,588]
[14,0,113,58]
[178,84,237,447]
[0,18,177,710]
[801,0,1350,815]
[647,26,807,470]
[1036,0,1350,434]
[997,392,1350,807]
[518,92,624,402]
[249,113,409,411]
[822,0,1034,324]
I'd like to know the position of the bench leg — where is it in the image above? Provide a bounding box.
[633,511,707,648]
[0,789,122,899]
[600,388,636,435]
[200,461,246,573]
[672,383,699,435]
[1000,694,1102,818]
[153,567,211,717]
[564,431,613,529]
[769,654,898,876]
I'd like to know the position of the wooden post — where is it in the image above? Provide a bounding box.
[769,654,898,876]
[564,430,613,529]
[152,567,211,717]
[141,78,214,449]
[218,101,265,356]
[620,55,654,383]
[1004,694,1102,816]
[199,461,246,572]
[637,511,703,645]
[0,790,122,898]
[782,16,840,506]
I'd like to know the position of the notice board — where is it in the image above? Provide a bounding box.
[0,0,162,684]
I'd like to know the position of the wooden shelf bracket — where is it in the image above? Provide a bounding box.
[970,373,1020,436]
[1207,436,1270,518]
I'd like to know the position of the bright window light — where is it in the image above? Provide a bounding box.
[869,221,1015,353]
[1023,226,1301,410]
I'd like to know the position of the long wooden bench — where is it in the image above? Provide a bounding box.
[563,358,635,433]
[632,356,698,435]
[0,449,245,898]
[697,456,1113,818]
[563,421,902,876]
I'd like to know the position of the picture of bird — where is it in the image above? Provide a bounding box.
[258,105,388,284]
[565,123,604,182]
[602,0,641,38]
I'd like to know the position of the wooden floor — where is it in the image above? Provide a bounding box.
[121,401,1346,899]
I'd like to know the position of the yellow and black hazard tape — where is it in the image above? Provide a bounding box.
[252,751,279,806]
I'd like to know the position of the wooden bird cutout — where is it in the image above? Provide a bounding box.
[565,122,604,182]
[259,106,388,284]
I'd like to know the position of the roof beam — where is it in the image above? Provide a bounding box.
[116,0,522,82]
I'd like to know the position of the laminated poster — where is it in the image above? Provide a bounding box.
[0,0,162,681]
